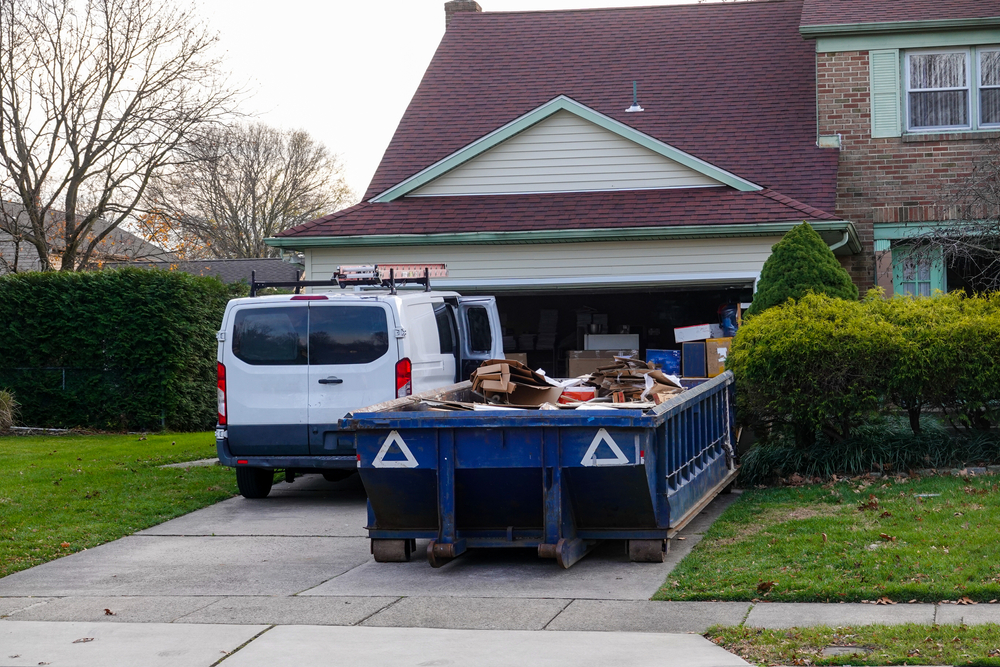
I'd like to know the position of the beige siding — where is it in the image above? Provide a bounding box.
[305,237,779,290]
[410,111,722,197]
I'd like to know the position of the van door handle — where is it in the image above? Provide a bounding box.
[318,377,344,385]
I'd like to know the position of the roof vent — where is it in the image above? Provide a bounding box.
[626,81,644,113]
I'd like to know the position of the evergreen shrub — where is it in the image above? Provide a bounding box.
[746,222,858,317]
[0,269,230,431]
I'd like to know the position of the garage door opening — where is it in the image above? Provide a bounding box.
[461,284,753,377]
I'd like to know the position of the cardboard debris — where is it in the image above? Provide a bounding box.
[471,359,564,406]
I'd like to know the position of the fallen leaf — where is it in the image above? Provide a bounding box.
[60,542,70,548]
[879,533,896,542]
[876,596,897,605]
[757,580,776,594]
[72,637,94,643]
[958,596,977,605]
[822,533,827,542]
[104,608,115,616]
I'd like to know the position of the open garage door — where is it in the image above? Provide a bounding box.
[459,282,754,378]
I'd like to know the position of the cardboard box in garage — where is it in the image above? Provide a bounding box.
[705,337,733,377]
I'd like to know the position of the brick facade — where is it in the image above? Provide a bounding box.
[816,50,998,291]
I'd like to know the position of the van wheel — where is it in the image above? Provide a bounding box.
[321,470,355,483]
[236,467,274,499]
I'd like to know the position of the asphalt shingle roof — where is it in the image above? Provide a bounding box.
[280,188,837,239]
[800,0,1000,28]
[282,0,841,240]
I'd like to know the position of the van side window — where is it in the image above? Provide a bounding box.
[433,303,456,354]
[466,306,492,353]
[232,308,307,365]
[310,306,389,365]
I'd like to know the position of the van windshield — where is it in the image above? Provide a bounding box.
[309,306,390,365]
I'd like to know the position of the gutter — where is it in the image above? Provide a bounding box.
[267,220,861,254]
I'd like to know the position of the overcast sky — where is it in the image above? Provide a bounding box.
[197,0,693,200]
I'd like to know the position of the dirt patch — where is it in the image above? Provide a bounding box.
[712,504,842,547]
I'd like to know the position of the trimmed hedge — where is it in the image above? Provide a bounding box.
[729,291,1000,446]
[0,269,232,431]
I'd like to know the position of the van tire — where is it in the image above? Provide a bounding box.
[236,467,274,499]
[322,470,355,483]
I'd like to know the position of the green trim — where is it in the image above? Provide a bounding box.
[816,28,1000,53]
[803,17,1000,38]
[371,95,761,202]
[874,222,957,240]
[267,220,860,253]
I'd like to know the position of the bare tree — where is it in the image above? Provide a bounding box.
[904,140,1000,292]
[0,0,238,271]
[145,122,355,259]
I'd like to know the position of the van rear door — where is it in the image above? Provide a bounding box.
[307,301,398,455]
[225,304,309,456]
[455,296,504,381]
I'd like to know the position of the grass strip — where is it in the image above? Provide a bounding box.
[707,623,1000,666]
[656,475,1000,602]
[0,432,237,578]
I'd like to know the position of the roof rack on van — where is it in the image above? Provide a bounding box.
[249,265,433,297]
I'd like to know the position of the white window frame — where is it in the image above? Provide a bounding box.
[978,46,1000,128]
[904,48,972,132]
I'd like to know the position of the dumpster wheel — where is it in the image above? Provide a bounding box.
[627,539,666,563]
[372,539,415,562]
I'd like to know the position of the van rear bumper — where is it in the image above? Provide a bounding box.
[216,435,357,470]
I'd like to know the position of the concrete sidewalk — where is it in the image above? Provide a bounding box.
[0,621,750,667]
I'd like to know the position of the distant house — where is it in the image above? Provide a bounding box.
[0,201,176,273]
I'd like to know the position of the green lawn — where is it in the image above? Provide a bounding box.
[708,624,1000,666]
[657,474,1000,603]
[0,432,237,578]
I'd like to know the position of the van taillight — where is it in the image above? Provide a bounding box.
[217,362,227,425]
[395,357,412,399]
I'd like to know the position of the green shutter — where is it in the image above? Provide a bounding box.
[870,49,902,138]
[891,246,946,297]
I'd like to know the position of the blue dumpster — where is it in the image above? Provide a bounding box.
[341,371,738,568]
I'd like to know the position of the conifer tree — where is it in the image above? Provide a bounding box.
[747,222,858,317]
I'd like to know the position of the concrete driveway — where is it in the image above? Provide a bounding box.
[0,473,751,666]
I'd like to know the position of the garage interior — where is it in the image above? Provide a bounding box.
[462,284,754,378]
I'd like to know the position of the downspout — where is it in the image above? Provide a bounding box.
[827,231,850,253]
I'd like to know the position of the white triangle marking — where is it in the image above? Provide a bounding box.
[372,430,419,469]
[580,428,630,467]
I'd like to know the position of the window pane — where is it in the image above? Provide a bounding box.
[917,261,931,281]
[233,307,307,365]
[918,282,931,297]
[901,282,916,296]
[909,53,967,89]
[981,50,1000,87]
[982,89,1000,125]
[909,90,968,127]
[433,303,455,354]
[466,307,492,353]
[309,306,389,365]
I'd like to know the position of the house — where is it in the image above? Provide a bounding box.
[269,0,997,373]
[800,0,1000,296]
[0,201,176,273]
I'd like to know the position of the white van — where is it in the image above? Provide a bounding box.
[215,282,503,498]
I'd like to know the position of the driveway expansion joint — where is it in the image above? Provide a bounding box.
[353,596,406,626]
[541,598,575,630]
[208,624,276,667]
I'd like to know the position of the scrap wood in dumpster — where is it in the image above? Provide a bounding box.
[585,357,684,405]
[454,357,685,412]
